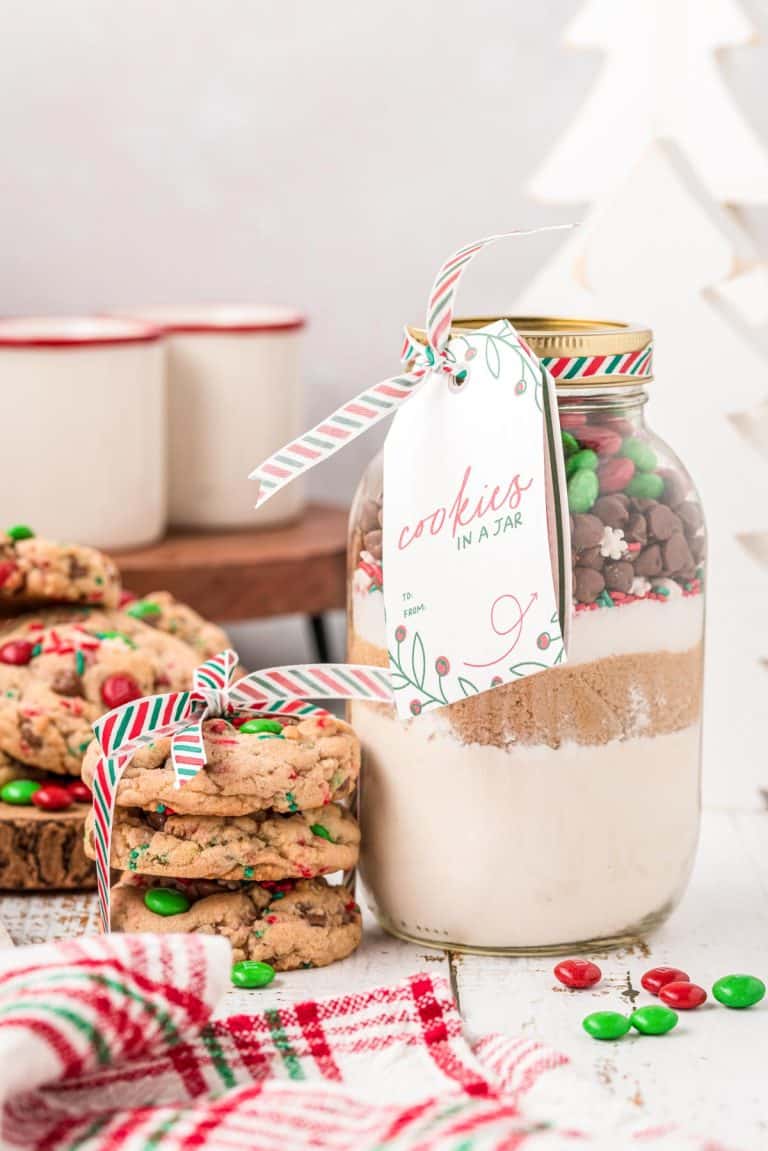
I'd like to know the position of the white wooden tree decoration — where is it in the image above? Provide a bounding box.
[518,0,768,807]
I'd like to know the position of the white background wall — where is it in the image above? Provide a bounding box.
[2,0,767,668]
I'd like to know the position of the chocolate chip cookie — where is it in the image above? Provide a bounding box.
[82,715,361,816]
[0,528,121,611]
[85,801,360,880]
[122,590,231,660]
[0,608,199,774]
[111,875,362,968]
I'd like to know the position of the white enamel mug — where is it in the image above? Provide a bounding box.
[0,317,166,548]
[119,307,306,528]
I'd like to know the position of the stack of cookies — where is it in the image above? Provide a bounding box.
[82,713,364,972]
[0,524,232,889]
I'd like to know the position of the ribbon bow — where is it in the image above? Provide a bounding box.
[249,227,572,509]
[90,650,392,930]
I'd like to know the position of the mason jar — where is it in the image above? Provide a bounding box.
[347,318,705,954]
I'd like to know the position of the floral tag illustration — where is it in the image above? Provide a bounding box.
[383,319,571,718]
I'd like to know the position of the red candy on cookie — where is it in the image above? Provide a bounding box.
[554,958,602,988]
[640,966,690,995]
[32,785,73,812]
[66,780,92,803]
[100,673,142,709]
[0,640,35,666]
[0,561,17,588]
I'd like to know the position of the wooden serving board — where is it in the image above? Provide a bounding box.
[0,802,95,891]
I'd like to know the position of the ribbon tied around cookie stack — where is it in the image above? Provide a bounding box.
[91,649,392,930]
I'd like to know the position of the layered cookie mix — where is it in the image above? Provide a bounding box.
[0,526,121,611]
[348,403,705,951]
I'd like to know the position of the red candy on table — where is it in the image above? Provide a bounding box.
[31,785,73,812]
[640,966,690,995]
[659,981,707,1010]
[0,640,35,666]
[554,958,602,988]
[66,780,92,803]
[100,673,142,709]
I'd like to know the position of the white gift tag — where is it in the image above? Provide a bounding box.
[383,320,571,718]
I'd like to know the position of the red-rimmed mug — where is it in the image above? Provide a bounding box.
[114,306,306,528]
[0,316,165,548]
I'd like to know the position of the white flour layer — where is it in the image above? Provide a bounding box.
[352,586,704,664]
[353,702,701,949]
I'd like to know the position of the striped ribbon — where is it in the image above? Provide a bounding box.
[91,649,393,931]
[249,227,573,509]
[541,345,653,382]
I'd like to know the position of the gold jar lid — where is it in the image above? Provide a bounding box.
[409,317,654,385]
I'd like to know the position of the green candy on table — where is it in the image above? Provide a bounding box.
[561,430,580,457]
[567,468,599,514]
[6,524,35,541]
[625,472,665,500]
[240,719,284,736]
[126,600,162,619]
[620,438,658,472]
[231,960,276,989]
[630,1005,678,1035]
[712,974,766,1009]
[310,823,334,842]
[565,449,598,478]
[143,887,191,916]
[582,1011,631,1041]
[1,779,41,805]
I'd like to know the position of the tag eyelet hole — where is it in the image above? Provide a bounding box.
[449,368,469,394]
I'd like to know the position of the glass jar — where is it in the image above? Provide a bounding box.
[347,317,705,954]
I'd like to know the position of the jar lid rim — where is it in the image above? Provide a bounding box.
[407,316,654,385]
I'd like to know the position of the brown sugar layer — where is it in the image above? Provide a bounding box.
[348,629,702,748]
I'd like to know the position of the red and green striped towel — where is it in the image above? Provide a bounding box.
[0,935,727,1150]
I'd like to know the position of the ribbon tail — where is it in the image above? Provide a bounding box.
[248,370,424,510]
[425,225,573,353]
[91,752,131,933]
[228,664,393,709]
[171,719,207,787]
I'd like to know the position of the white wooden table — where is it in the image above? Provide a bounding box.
[2,808,766,1149]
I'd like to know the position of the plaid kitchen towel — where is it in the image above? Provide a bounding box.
[0,934,734,1151]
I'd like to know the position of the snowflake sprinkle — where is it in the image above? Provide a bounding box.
[630,576,651,598]
[599,526,627,560]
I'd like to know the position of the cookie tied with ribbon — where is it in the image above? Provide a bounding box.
[90,649,392,930]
